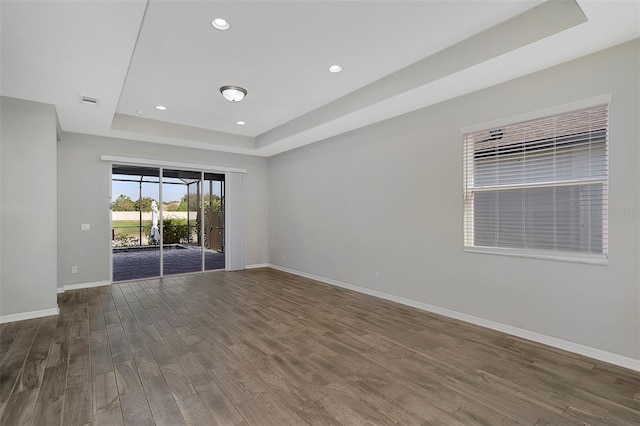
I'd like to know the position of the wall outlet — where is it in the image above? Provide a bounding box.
[374,271,380,279]
[81,223,90,231]
[283,253,287,261]
[71,266,78,274]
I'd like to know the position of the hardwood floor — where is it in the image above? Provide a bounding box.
[1,268,638,425]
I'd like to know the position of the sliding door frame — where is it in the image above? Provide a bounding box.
[105,155,246,282]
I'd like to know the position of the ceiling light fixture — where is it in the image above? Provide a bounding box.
[155,105,167,111]
[220,86,247,102]
[211,18,230,31]
[236,121,246,125]
[328,65,342,73]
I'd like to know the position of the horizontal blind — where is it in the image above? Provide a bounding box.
[463,104,608,256]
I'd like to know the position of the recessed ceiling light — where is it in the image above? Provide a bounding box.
[155,105,167,111]
[328,65,342,73]
[211,18,230,31]
[220,86,247,102]
[236,121,246,125]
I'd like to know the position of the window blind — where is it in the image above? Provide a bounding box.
[463,104,608,257]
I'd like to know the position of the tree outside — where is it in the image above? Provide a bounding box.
[176,193,221,212]
[112,194,135,211]
[163,201,180,211]
[112,195,158,212]
[134,196,154,212]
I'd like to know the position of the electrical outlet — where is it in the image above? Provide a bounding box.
[81,223,90,231]
[283,253,287,261]
[374,271,380,279]
[71,266,78,274]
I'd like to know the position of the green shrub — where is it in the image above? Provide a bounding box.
[162,217,189,244]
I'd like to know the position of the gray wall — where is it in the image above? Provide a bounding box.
[58,132,268,287]
[268,40,640,359]
[1,97,58,316]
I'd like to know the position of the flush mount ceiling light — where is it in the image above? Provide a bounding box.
[155,105,167,111]
[220,86,247,102]
[328,65,342,73]
[211,18,230,31]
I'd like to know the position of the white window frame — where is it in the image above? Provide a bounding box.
[462,95,611,265]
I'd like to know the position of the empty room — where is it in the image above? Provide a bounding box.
[1,0,639,425]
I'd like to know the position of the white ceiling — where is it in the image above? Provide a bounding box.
[1,0,638,157]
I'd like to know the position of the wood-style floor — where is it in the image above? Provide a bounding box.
[0,268,638,425]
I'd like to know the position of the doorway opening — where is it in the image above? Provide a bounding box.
[111,165,225,282]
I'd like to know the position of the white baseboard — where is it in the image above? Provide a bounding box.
[246,263,270,269]
[267,264,640,372]
[60,280,111,292]
[0,306,60,324]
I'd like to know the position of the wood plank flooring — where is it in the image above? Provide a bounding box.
[1,268,638,425]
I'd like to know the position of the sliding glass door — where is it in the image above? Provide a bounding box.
[111,166,160,281]
[111,166,226,282]
[161,169,203,276]
[204,173,225,271]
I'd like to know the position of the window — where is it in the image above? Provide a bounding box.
[463,103,608,263]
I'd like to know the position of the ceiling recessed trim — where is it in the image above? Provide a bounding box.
[256,0,589,152]
[111,113,256,151]
[4,0,638,159]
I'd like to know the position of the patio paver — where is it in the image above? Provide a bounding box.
[113,246,224,281]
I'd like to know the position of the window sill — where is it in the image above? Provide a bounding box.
[463,246,608,265]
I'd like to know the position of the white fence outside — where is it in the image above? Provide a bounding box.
[112,211,199,221]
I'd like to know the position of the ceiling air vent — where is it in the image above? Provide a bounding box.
[81,96,99,106]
